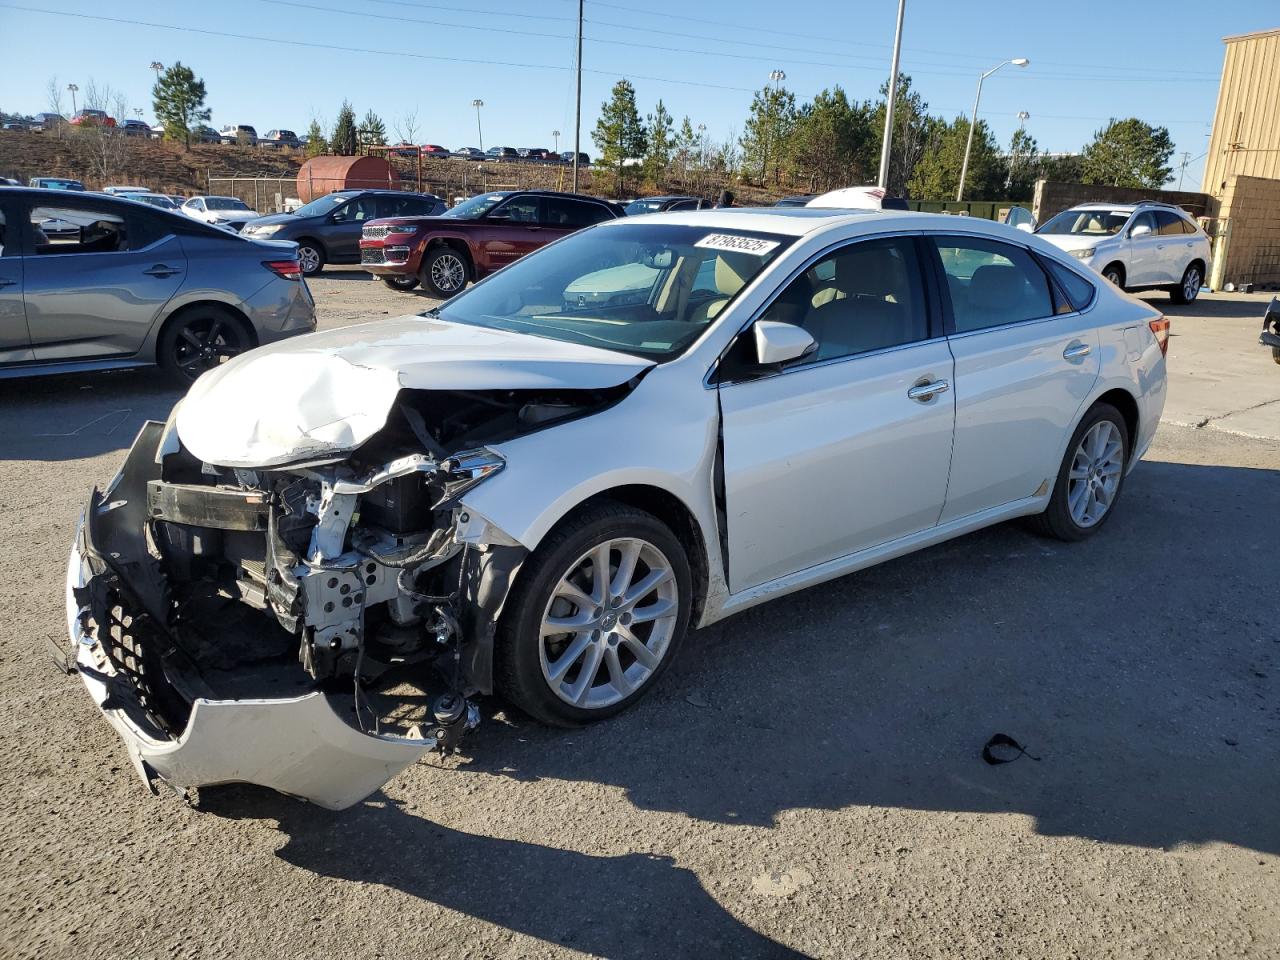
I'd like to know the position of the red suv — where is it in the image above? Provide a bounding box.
[359,190,624,296]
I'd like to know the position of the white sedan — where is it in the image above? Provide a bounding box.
[180,195,260,232]
[64,208,1168,808]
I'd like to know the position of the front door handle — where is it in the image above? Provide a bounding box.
[143,264,179,278]
[1063,341,1092,360]
[0,277,16,288]
[907,378,950,402]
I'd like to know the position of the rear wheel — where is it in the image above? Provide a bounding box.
[295,241,324,276]
[381,274,420,291]
[1169,263,1202,304]
[420,246,470,298]
[1102,264,1125,289]
[1030,402,1130,542]
[496,503,692,726]
[158,307,251,384]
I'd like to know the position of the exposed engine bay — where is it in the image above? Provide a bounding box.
[66,383,633,808]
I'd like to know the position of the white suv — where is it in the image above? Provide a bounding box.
[1036,201,1210,304]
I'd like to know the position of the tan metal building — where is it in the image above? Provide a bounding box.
[1202,27,1280,194]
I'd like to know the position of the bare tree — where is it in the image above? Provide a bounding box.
[46,76,65,138]
[394,107,420,147]
[75,80,132,185]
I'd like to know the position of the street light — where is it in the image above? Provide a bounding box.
[67,83,78,114]
[956,57,1029,201]
[553,129,560,152]
[697,123,707,167]
[1006,112,1032,190]
[764,69,786,182]
[150,61,163,81]
[472,99,484,152]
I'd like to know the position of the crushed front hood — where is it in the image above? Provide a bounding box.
[176,315,654,468]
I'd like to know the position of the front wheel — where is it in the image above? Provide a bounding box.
[496,503,692,726]
[381,274,419,291]
[295,242,324,276]
[1169,263,1202,304]
[1030,403,1130,542]
[1102,264,1125,289]
[420,246,470,298]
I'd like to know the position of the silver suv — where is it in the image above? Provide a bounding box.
[1036,201,1211,303]
[0,188,315,382]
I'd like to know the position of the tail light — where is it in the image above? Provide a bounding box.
[263,259,302,281]
[1149,316,1170,356]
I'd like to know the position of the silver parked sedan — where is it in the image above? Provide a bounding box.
[0,187,315,381]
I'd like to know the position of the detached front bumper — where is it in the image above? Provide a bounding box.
[62,423,436,810]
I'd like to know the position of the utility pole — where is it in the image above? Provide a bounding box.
[1177,150,1192,190]
[572,0,584,193]
[876,0,907,190]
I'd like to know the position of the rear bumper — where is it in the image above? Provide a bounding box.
[62,424,435,809]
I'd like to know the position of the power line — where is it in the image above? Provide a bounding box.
[364,0,573,21]
[261,0,572,41]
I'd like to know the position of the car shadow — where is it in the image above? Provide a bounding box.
[0,367,182,462]
[451,458,1280,854]
[201,788,810,959]
[315,268,375,281]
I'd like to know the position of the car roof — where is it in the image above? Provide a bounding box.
[596,205,1055,239]
[1067,201,1190,214]
[631,195,697,203]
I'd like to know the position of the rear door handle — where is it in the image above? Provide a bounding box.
[1063,341,1092,360]
[143,264,180,278]
[907,379,949,402]
[0,278,16,288]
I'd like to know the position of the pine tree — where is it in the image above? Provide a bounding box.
[151,62,210,150]
[740,83,796,185]
[360,109,387,146]
[304,118,328,157]
[674,115,698,187]
[644,99,673,186]
[1080,118,1174,188]
[592,79,647,195]
[331,101,358,156]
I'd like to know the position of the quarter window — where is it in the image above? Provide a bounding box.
[759,236,929,363]
[932,236,1055,332]
[1043,258,1097,313]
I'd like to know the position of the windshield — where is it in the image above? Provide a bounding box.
[433,222,793,361]
[625,199,667,215]
[1038,208,1130,236]
[205,197,251,212]
[294,194,349,217]
[443,193,507,220]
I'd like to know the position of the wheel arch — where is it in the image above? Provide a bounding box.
[424,236,475,270]
[1101,260,1126,285]
[154,299,258,359]
[1090,387,1140,456]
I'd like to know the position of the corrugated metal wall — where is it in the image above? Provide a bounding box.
[1202,28,1280,194]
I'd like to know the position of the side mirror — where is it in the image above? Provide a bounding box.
[1130,223,1151,238]
[754,320,816,366]
[486,213,512,223]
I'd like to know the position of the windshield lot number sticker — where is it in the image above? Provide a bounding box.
[695,234,780,256]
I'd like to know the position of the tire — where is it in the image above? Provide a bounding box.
[1169,263,1202,304]
[1101,264,1125,289]
[1030,402,1130,542]
[496,502,693,726]
[295,241,325,276]
[1272,346,1280,367]
[381,274,420,291]
[157,306,252,384]
[420,245,470,298]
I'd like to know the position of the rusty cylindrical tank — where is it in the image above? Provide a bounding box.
[296,155,398,203]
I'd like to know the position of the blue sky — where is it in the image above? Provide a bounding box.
[0,0,1274,188]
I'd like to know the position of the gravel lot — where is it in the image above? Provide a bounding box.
[2,273,1277,959]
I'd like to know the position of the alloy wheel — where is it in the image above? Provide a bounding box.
[297,245,321,274]
[1183,267,1201,302]
[431,253,466,293]
[1067,420,1124,528]
[538,537,679,709]
[1104,268,1123,287]
[172,316,246,378]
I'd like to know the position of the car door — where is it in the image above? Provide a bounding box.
[0,199,33,363]
[1124,211,1162,285]
[481,194,544,266]
[20,197,186,361]
[325,194,379,262]
[930,234,1100,524]
[717,234,956,592]
[1154,210,1192,282]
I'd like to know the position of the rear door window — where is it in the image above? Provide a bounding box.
[545,197,614,228]
[28,203,151,255]
[1155,211,1187,236]
[931,236,1056,333]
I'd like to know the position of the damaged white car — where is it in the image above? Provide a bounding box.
[63,209,1168,808]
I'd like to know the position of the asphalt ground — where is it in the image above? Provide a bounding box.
[2,274,1276,959]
